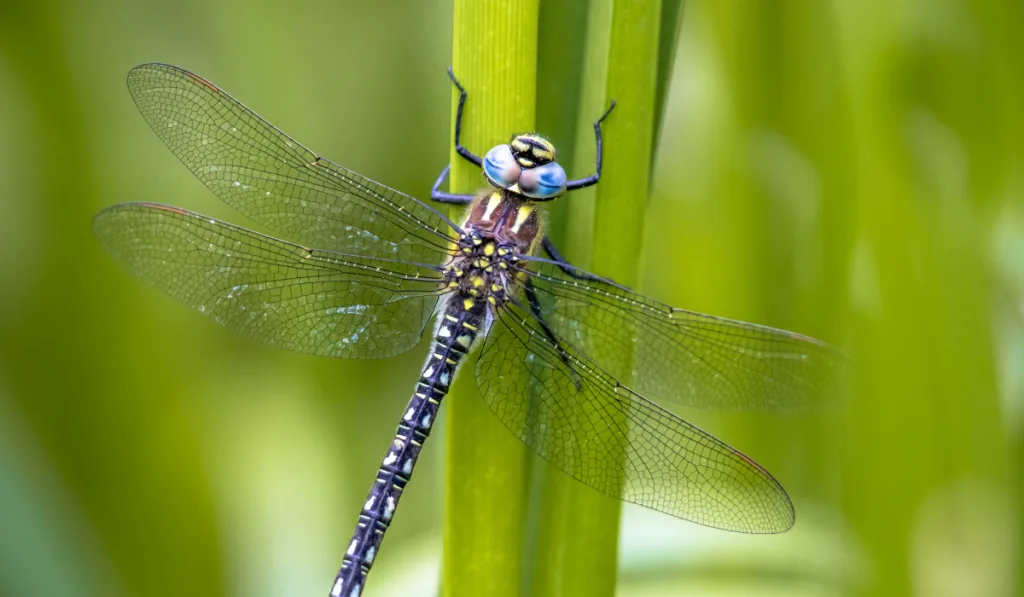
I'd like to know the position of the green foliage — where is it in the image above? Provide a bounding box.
[444,3,538,596]
[531,2,686,596]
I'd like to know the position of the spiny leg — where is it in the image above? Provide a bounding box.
[447,67,482,167]
[565,101,617,192]
[430,164,475,204]
[522,279,582,389]
[432,67,482,204]
[541,237,614,284]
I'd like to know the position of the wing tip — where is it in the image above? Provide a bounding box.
[93,202,193,234]
[127,63,220,98]
[740,457,797,535]
[127,62,180,85]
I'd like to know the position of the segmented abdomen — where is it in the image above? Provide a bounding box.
[330,294,486,597]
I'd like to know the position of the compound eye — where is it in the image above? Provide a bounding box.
[483,145,521,189]
[518,161,567,199]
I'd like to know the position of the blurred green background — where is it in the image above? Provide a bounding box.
[0,1,1020,596]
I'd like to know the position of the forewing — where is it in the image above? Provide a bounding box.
[127,63,459,263]
[94,203,443,359]
[518,260,846,411]
[475,300,795,533]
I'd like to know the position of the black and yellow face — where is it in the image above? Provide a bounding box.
[508,134,555,168]
[482,134,568,200]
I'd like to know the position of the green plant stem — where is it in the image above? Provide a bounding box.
[443,3,539,596]
[533,1,667,596]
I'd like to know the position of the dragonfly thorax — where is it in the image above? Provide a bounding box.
[445,230,518,307]
[462,190,542,252]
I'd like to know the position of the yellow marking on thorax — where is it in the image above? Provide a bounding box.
[483,242,496,256]
[510,204,534,233]
[481,192,503,221]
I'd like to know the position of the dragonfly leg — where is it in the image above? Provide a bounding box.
[430,164,475,204]
[523,279,582,389]
[565,101,617,192]
[447,67,483,167]
[542,237,614,284]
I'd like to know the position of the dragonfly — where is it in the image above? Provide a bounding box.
[94,63,844,597]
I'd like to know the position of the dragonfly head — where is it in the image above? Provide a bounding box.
[483,134,567,201]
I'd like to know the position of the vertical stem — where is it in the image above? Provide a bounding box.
[444,3,538,596]
[589,0,660,277]
[533,1,665,596]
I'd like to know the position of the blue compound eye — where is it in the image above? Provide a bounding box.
[483,145,521,189]
[518,161,567,199]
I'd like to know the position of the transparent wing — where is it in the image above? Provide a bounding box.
[127,63,460,263]
[94,203,444,359]
[517,258,846,411]
[476,299,794,533]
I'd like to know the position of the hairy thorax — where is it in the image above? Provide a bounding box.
[444,189,541,307]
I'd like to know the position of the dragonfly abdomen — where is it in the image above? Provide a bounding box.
[331,294,485,597]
